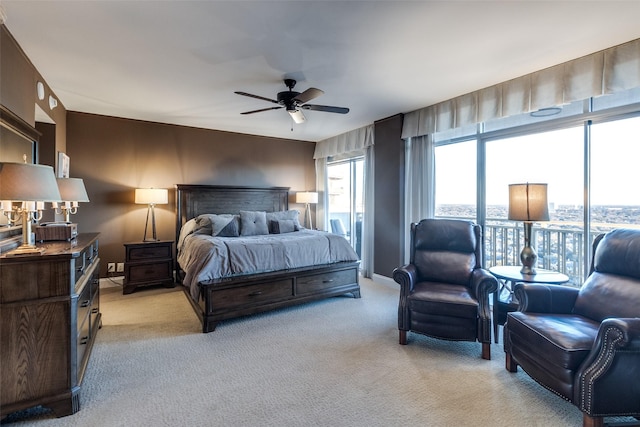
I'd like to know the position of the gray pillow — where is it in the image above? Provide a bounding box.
[266,210,301,233]
[240,211,269,236]
[270,219,298,234]
[194,214,239,237]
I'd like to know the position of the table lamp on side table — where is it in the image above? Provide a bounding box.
[296,191,318,230]
[135,188,168,242]
[508,183,550,275]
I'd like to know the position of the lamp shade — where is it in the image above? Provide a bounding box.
[295,191,318,204]
[56,178,89,202]
[0,162,61,201]
[135,188,168,205]
[508,183,550,221]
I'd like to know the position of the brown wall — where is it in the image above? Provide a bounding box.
[67,112,316,276]
[373,114,405,277]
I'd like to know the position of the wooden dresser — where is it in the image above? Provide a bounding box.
[0,233,101,418]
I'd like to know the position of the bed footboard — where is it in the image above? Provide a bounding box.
[183,261,360,333]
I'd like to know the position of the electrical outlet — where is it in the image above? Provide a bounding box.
[116,262,125,273]
[107,263,115,273]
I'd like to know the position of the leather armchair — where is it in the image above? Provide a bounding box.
[504,229,640,427]
[393,219,498,360]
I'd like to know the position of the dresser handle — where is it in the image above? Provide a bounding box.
[91,308,99,314]
[322,279,335,283]
[249,291,263,297]
[80,300,90,308]
[79,336,89,345]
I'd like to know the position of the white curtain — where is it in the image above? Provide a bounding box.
[401,38,640,139]
[403,135,433,263]
[314,157,328,231]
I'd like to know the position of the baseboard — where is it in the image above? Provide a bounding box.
[372,273,396,289]
[100,276,123,288]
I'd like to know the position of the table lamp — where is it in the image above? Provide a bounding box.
[53,177,90,223]
[295,191,318,229]
[135,188,168,241]
[0,162,62,255]
[508,183,549,275]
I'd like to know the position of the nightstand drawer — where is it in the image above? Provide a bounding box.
[126,244,171,260]
[125,260,173,283]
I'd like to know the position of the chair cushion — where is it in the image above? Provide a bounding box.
[573,271,640,322]
[408,281,478,319]
[413,219,479,286]
[507,312,599,371]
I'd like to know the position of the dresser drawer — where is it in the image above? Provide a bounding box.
[296,269,358,295]
[125,260,172,283]
[76,282,92,328]
[210,280,293,311]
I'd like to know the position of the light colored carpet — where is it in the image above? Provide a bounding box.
[3,278,589,426]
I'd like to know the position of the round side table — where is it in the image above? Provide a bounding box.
[489,265,569,343]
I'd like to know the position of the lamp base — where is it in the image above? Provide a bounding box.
[5,245,45,257]
[519,221,538,275]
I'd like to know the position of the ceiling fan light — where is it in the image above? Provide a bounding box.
[288,109,306,124]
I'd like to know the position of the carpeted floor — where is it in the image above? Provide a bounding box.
[1,277,599,426]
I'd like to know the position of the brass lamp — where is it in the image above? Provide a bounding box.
[135,188,168,242]
[295,191,318,229]
[508,183,550,275]
[53,177,90,223]
[0,162,62,255]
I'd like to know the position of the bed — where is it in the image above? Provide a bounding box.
[175,184,361,333]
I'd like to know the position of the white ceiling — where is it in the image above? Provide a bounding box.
[3,1,640,142]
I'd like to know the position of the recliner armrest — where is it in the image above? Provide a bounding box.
[574,317,640,416]
[471,268,498,300]
[513,282,579,313]
[393,264,417,295]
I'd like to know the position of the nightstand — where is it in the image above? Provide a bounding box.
[123,240,174,294]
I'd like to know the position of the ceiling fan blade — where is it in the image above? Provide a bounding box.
[301,104,349,114]
[235,91,279,104]
[292,88,324,104]
[241,106,283,115]
[288,109,306,124]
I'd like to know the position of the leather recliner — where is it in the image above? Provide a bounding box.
[504,228,640,427]
[393,219,498,359]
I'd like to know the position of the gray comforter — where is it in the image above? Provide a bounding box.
[178,230,359,300]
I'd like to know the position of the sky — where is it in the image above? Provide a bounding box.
[435,114,640,207]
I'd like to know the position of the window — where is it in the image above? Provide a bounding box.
[434,139,476,219]
[327,157,364,257]
[427,89,640,284]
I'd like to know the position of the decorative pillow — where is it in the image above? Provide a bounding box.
[194,214,240,237]
[270,219,298,234]
[266,210,301,233]
[240,211,269,236]
[178,218,198,250]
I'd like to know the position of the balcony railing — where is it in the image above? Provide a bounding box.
[484,223,589,286]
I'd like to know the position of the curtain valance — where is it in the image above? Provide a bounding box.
[314,124,374,159]
[401,38,640,139]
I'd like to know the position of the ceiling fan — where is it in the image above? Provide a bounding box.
[235,79,349,124]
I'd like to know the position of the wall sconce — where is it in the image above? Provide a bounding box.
[508,183,550,275]
[52,178,90,223]
[135,188,168,242]
[48,95,58,110]
[0,162,62,255]
[295,191,318,229]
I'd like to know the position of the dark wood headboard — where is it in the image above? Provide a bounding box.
[175,184,289,243]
